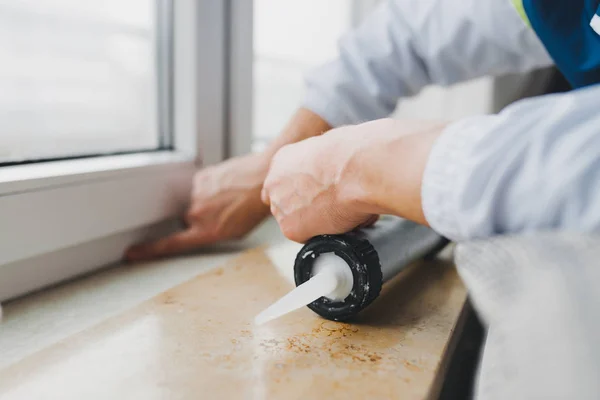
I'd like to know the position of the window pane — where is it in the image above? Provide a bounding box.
[0,0,163,163]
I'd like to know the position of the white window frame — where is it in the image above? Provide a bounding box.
[0,0,254,301]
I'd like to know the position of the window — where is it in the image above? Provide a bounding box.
[0,0,234,301]
[252,0,367,152]
[0,0,169,164]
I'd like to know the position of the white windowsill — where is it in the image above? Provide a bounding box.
[0,151,194,196]
[0,151,196,299]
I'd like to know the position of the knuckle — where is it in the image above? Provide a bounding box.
[189,202,208,214]
[280,222,301,242]
[193,170,209,185]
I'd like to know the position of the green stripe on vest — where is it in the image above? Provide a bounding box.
[511,0,532,27]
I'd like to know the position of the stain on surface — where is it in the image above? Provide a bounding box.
[0,248,466,400]
[404,360,422,372]
[162,294,177,305]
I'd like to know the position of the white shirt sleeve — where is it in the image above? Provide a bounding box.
[303,0,553,127]
[422,84,600,241]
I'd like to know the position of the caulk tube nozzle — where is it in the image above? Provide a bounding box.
[254,271,337,325]
[254,253,353,325]
[294,233,383,322]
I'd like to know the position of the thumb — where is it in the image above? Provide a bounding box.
[124,227,212,262]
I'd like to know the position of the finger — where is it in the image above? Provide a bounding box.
[124,228,211,262]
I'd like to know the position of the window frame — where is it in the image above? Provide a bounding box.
[0,0,254,301]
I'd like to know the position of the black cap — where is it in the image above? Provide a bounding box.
[294,232,383,321]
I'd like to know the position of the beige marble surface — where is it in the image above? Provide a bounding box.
[0,219,283,369]
[0,245,466,400]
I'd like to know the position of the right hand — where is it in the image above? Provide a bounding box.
[125,153,271,262]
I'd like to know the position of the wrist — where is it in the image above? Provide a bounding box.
[263,108,332,159]
[338,120,447,224]
[337,130,395,216]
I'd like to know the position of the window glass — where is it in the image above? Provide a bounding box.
[252,0,356,152]
[0,0,164,164]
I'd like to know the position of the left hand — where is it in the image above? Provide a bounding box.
[261,123,380,243]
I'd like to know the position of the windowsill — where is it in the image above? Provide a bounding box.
[0,151,193,196]
[0,220,467,399]
[0,218,285,369]
[0,151,195,272]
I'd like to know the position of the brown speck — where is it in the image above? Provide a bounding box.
[214,268,224,276]
[315,321,360,338]
[285,337,312,354]
[320,321,340,332]
[352,355,368,363]
[403,360,421,372]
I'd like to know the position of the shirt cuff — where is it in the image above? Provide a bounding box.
[421,116,493,242]
[302,90,355,128]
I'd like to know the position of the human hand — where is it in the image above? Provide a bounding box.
[261,122,378,243]
[261,119,447,242]
[125,153,271,261]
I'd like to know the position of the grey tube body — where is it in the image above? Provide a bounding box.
[356,216,447,281]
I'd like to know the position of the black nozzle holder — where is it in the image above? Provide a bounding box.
[293,216,448,321]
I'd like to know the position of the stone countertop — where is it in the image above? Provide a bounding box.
[0,223,466,399]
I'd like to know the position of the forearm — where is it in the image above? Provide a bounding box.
[263,108,331,159]
[340,120,447,225]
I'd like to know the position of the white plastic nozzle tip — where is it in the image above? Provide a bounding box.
[254,253,353,325]
[254,270,337,325]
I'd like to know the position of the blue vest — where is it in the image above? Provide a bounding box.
[521,0,600,88]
